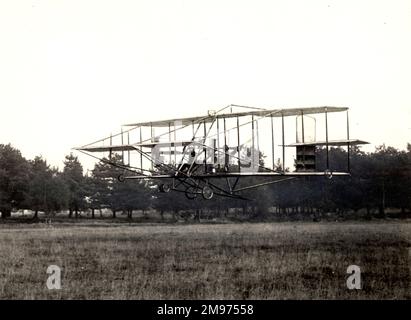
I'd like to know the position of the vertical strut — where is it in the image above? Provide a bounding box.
[271,115,275,170]
[139,127,143,172]
[301,110,305,169]
[203,121,207,173]
[216,117,220,169]
[236,116,241,171]
[301,110,305,143]
[256,120,259,168]
[223,117,227,146]
[223,117,228,170]
[174,122,177,167]
[237,116,241,172]
[127,131,130,166]
[282,113,285,173]
[150,123,153,170]
[109,133,112,160]
[295,116,298,142]
[325,108,329,170]
[251,115,255,169]
[168,122,172,165]
[346,110,350,173]
[121,127,124,164]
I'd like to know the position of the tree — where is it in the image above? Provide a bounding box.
[27,157,68,219]
[62,153,86,218]
[47,169,69,214]
[370,145,411,215]
[27,156,52,218]
[0,144,30,219]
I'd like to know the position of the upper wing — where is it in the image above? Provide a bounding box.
[123,106,348,127]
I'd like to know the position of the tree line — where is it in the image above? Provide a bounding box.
[0,143,410,220]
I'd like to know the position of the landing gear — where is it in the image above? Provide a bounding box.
[185,184,214,200]
[202,185,214,200]
[159,183,171,193]
[159,179,215,200]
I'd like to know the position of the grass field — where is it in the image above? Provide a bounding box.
[0,220,409,299]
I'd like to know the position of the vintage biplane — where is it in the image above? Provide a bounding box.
[75,105,368,200]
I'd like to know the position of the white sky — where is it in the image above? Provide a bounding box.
[1,0,410,171]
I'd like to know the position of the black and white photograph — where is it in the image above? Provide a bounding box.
[0,0,410,311]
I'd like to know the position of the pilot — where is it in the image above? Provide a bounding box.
[179,148,198,174]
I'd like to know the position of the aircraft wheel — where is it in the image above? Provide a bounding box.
[159,183,171,193]
[185,186,197,200]
[202,185,214,200]
[118,174,125,182]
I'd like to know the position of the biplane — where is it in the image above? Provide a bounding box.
[75,104,368,200]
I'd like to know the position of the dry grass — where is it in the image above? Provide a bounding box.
[0,221,409,299]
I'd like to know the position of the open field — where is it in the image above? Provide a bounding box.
[0,221,409,299]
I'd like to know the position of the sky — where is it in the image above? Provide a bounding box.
[0,0,410,171]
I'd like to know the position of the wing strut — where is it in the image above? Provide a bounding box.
[271,114,275,169]
[346,110,350,173]
[237,116,241,171]
[282,112,285,173]
[325,108,329,171]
